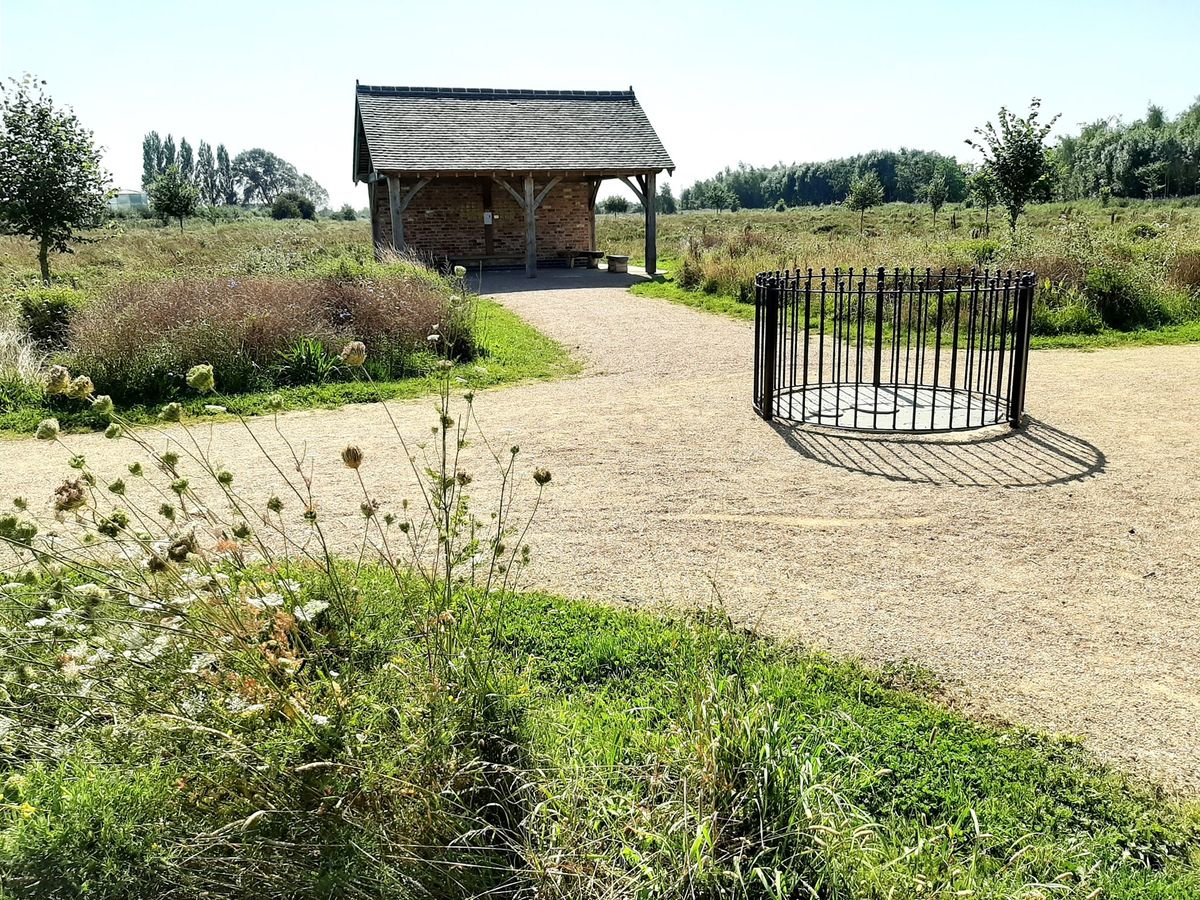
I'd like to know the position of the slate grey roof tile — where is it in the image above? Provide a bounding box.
[354,85,674,177]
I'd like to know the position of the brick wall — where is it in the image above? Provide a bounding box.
[372,176,594,263]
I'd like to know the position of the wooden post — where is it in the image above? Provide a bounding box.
[387,175,404,253]
[368,181,383,259]
[644,171,657,276]
[587,179,601,251]
[524,174,536,278]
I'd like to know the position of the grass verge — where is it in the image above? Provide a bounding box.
[631,271,1200,350]
[0,299,578,437]
[2,572,1196,897]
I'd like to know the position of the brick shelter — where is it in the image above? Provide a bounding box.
[352,84,674,276]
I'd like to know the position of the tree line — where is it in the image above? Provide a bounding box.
[141,132,328,208]
[680,149,968,211]
[681,97,1200,211]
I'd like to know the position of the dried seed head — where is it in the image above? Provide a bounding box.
[533,467,552,486]
[66,375,94,400]
[91,395,114,417]
[160,402,183,423]
[186,364,216,394]
[35,418,60,441]
[339,341,367,367]
[44,365,71,395]
[341,445,364,469]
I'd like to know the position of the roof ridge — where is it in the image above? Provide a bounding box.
[356,84,637,100]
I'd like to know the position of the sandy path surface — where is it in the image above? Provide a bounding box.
[2,268,1198,793]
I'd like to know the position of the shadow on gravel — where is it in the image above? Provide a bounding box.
[469,267,648,295]
[774,418,1106,488]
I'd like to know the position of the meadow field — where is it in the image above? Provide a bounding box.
[598,200,1200,347]
[1,214,1199,898]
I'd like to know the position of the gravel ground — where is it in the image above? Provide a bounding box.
[3,268,1198,793]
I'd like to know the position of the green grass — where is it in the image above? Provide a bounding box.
[0,299,578,437]
[631,268,1200,350]
[2,570,1196,897]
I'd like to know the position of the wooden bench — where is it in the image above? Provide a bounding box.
[560,249,606,269]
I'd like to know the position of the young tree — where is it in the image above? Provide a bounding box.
[160,133,176,172]
[195,140,218,205]
[711,181,738,212]
[216,144,237,205]
[926,172,948,221]
[178,137,194,183]
[599,195,630,213]
[656,181,677,214]
[148,164,198,231]
[967,98,1059,230]
[968,168,998,236]
[337,203,357,221]
[0,76,111,283]
[845,171,884,235]
[141,130,162,188]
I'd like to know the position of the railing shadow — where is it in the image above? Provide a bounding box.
[773,417,1105,488]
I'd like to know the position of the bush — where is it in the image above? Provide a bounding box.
[337,203,357,221]
[14,286,84,348]
[270,191,316,220]
[1084,265,1169,330]
[1127,222,1161,241]
[68,267,468,403]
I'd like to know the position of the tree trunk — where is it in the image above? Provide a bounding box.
[38,237,51,285]
[859,208,865,235]
[984,205,990,237]
[179,216,185,233]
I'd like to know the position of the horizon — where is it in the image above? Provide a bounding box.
[3,0,1199,207]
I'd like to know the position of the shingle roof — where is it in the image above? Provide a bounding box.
[353,85,674,179]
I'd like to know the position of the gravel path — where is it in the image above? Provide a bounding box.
[3,268,1199,792]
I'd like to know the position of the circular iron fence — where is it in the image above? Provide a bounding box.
[753,267,1036,432]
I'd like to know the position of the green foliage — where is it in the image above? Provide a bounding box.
[14,285,83,348]
[336,203,357,221]
[270,190,316,220]
[147,165,199,231]
[599,195,630,213]
[926,171,949,219]
[846,171,885,234]
[681,149,968,211]
[233,147,298,204]
[140,130,161,189]
[968,98,1060,229]
[274,336,341,384]
[0,76,111,282]
[1084,265,1170,330]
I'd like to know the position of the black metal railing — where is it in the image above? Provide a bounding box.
[753,267,1035,432]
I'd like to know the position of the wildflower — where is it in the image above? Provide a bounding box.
[107,478,126,495]
[128,462,143,476]
[217,470,234,485]
[53,478,86,512]
[453,265,467,277]
[12,497,26,511]
[104,423,122,440]
[267,394,285,412]
[533,467,552,486]
[97,510,129,537]
[186,364,215,394]
[91,395,114,417]
[159,451,180,469]
[44,365,71,395]
[339,341,367,367]
[266,496,284,514]
[66,375,94,399]
[35,418,60,441]
[232,521,252,540]
[360,499,379,518]
[311,713,331,727]
[69,455,86,470]
[203,404,226,415]
[159,503,175,522]
[170,478,189,496]
[167,535,195,562]
[160,402,183,423]
[341,445,364,469]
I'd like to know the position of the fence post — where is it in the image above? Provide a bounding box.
[872,266,885,386]
[758,277,779,421]
[1007,275,1034,428]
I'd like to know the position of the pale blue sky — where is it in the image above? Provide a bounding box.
[2,0,1198,207]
